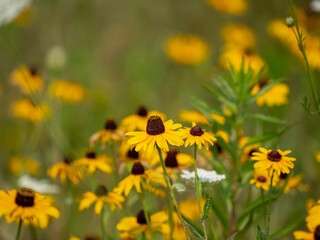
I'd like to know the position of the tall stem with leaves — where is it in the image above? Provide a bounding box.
[16,218,23,240]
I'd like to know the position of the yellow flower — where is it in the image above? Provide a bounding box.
[69,235,100,240]
[47,156,83,184]
[165,34,209,65]
[8,156,41,176]
[12,98,51,122]
[114,162,166,196]
[279,173,308,194]
[207,0,248,15]
[120,106,166,131]
[219,46,265,73]
[179,110,225,125]
[74,151,112,175]
[252,81,289,107]
[251,147,296,176]
[11,66,43,93]
[116,210,169,239]
[315,151,320,163]
[78,185,125,215]
[0,188,59,228]
[126,116,184,153]
[89,118,125,147]
[239,137,260,163]
[49,80,85,104]
[249,169,279,191]
[221,23,256,50]
[118,142,152,164]
[215,130,229,143]
[179,122,217,150]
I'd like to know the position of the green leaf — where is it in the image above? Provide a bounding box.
[211,198,229,230]
[269,214,305,239]
[201,195,212,221]
[246,78,284,105]
[256,225,268,240]
[203,85,237,111]
[244,124,293,147]
[227,232,238,240]
[182,215,205,240]
[244,114,286,124]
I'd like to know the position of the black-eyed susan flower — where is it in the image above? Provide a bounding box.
[89,118,125,147]
[249,169,279,191]
[47,156,83,185]
[279,173,309,193]
[8,156,41,176]
[11,98,51,122]
[239,137,260,163]
[165,34,209,65]
[49,80,85,104]
[206,0,248,15]
[70,235,101,240]
[78,185,125,215]
[120,106,166,131]
[0,188,59,228]
[114,162,166,196]
[251,147,296,175]
[179,122,216,150]
[126,115,184,153]
[251,80,289,107]
[116,210,169,239]
[179,110,225,125]
[118,142,152,164]
[11,66,43,93]
[74,150,112,175]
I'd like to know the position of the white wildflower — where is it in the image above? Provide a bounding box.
[181,169,226,184]
[45,45,67,70]
[0,0,31,26]
[310,0,320,12]
[17,175,60,194]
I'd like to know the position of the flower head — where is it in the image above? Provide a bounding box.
[49,80,85,104]
[126,116,184,153]
[179,122,217,150]
[207,0,248,15]
[180,169,226,184]
[251,147,296,175]
[279,173,308,194]
[0,188,60,228]
[179,110,225,125]
[249,169,279,191]
[11,66,43,93]
[165,34,209,65]
[78,185,125,214]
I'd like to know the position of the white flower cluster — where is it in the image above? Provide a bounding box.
[0,0,32,26]
[310,0,320,12]
[181,169,226,184]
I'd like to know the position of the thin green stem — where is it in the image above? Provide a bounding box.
[139,191,153,238]
[194,145,208,240]
[16,218,23,240]
[156,145,191,240]
[267,170,275,237]
[260,188,267,229]
[29,226,37,240]
[100,205,105,240]
[288,0,319,110]
[168,196,174,240]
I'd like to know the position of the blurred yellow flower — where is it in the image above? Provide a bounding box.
[13,5,36,26]
[279,173,309,194]
[11,66,43,93]
[315,151,320,163]
[165,34,209,65]
[8,156,41,176]
[179,110,225,125]
[250,168,279,191]
[215,130,229,143]
[252,82,289,107]
[11,98,51,122]
[74,151,112,175]
[207,0,248,15]
[49,80,85,104]
[221,23,256,50]
[239,137,260,163]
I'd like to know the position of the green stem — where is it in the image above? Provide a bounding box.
[288,0,319,110]
[16,218,23,240]
[194,145,208,240]
[100,205,105,240]
[156,145,191,240]
[267,170,275,237]
[29,226,37,240]
[168,196,174,240]
[260,188,267,229]
[139,191,153,238]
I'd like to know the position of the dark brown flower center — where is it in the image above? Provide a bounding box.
[131,162,145,175]
[248,148,258,157]
[215,143,223,154]
[190,125,204,136]
[165,149,178,168]
[137,210,148,224]
[63,155,73,164]
[95,185,108,196]
[85,235,101,240]
[137,106,148,117]
[267,150,282,162]
[15,188,35,207]
[104,119,117,130]
[86,151,96,159]
[244,48,254,56]
[280,173,288,180]
[257,176,267,183]
[146,116,165,135]
[127,147,139,159]
[258,78,268,89]
[29,66,38,76]
[315,225,320,240]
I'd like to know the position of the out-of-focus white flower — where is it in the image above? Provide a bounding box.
[310,0,320,12]
[180,169,226,184]
[0,0,31,26]
[46,45,67,70]
[17,175,60,194]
